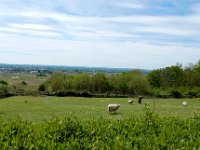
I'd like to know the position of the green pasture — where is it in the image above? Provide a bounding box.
[0,73,47,91]
[0,96,200,122]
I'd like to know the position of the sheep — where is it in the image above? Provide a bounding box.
[138,96,143,104]
[128,99,133,104]
[108,104,120,113]
[182,101,187,107]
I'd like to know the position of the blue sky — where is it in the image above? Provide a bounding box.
[0,0,200,69]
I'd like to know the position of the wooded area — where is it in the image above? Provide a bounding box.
[1,61,200,98]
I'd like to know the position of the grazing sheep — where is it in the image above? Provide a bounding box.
[108,104,120,113]
[182,101,187,106]
[138,96,143,104]
[128,99,133,104]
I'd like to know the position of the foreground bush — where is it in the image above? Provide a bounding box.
[0,107,200,149]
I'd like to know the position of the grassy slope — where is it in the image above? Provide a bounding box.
[0,96,200,122]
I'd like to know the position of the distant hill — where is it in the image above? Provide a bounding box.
[0,64,151,74]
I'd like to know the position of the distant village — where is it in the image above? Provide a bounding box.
[0,64,149,75]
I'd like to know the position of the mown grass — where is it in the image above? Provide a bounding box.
[0,96,199,122]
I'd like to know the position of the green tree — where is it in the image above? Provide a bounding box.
[158,65,184,88]
[21,81,27,86]
[147,70,161,88]
[38,84,46,92]
[90,73,109,93]
[0,80,9,98]
[110,73,129,95]
[128,71,150,95]
[49,73,65,92]
[0,80,8,86]
[74,73,90,92]
[193,60,200,73]
[63,74,75,91]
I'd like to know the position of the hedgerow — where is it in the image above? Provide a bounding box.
[0,106,199,149]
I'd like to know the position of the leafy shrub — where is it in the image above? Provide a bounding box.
[0,85,9,98]
[186,91,198,98]
[56,91,80,97]
[38,84,46,92]
[21,81,27,86]
[170,90,183,98]
[81,91,92,97]
[0,80,8,85]
[0,107,200,149]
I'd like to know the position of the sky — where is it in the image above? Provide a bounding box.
[0,0,200,69]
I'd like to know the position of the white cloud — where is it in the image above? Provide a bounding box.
[0,34,199,69]
[70,30,132,40]
[17,11,101,25]
[0,0,200,68]
[114,2,146,9]
[132,26,198,36]
[3,10,199,41]
[9,23,54,30]
[0,27,62,38]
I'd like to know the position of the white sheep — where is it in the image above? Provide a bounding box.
[108,104,120,113]
[128,99,133,104]
[182,101,187,106]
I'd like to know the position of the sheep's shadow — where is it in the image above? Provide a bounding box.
[109,112,122,115]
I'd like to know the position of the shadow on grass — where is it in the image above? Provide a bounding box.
[109,112,122,115]
[0,111,4,115]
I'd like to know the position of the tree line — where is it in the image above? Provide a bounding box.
[147,61,200,98]
[39,70,150,97]
[1,60,200,98]
[39,61,200,98]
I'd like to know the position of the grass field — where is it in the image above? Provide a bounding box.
[0,73,47,91]
[0,96,200,122]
